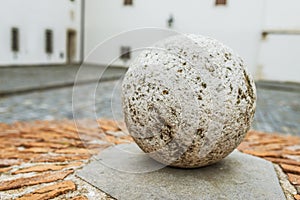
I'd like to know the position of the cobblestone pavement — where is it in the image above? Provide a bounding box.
[252,87,300,135]
[0,79,299,136]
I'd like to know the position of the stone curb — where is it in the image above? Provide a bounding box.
[256,80,300,92]
[0,76,122,97]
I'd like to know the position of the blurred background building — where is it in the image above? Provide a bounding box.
[0,0,83,65]
[1,0,300,82]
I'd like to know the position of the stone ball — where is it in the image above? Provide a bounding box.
[122,34,256,168]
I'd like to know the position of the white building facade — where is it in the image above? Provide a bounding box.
[1,0,299,82]
[0,0,83,66]
[259,0,300,82]
[84,0,300,82]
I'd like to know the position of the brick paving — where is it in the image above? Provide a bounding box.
[0,119,299,199]
[0,119,132,199]
[238,130,300,199]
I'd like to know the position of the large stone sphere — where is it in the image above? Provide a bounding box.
[122,34,256,168]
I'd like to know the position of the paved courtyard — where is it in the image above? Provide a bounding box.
[0,78,299,136]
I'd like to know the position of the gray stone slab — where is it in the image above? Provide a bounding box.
[76,143,286,200]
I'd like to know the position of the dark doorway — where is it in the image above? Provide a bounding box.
[66,29,77,64]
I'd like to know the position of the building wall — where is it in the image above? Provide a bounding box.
[263,0,300,29]
[259,35,300,82]
[0,0,82,66]
[2,0,299,82]
[85,0,300,82]
[258,0,300,82]
[85,0,265,76]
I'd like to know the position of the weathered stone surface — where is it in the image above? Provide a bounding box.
[0,167,11,173]
[77,143,285,200]
[273,164,298,200]
[55,148,97,155]
[20,147,54,153]
[70,195,88,200]
[0,119,134,199]
[287,173,300,185]
[32,154,90,163]
[16,180,76,200]
[0,151,39,161]
[12,162,83,174]
[283,149,300,155]
[242,149,282,157]
[295,194,300,200]
[238,130,300,197]
[0,159,21,167]
[0,170,74,191]
[281,164,300,174]
[21,141,70,149]
[122,34,256,168]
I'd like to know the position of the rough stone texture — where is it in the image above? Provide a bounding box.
[0,120,299,199]
[70,195,88,200]
[0,159,21,167]
[238,130,300,199]
[281,163,300,174]
[71,196,88,200]
[77,143,285,200]
[16,180,76,200]
[32,154,90,163]
[0,119,133,199]
[273,164,297,200]
[12,162,83,175]
[122,34,256,168]
[287,173,300,185]
[0,170,74,191]
[0,167,12,173]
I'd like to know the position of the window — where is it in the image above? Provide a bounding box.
[45,29,53,54]
[215,0,226,6]
[11,27,19,52]
[124,0,133,6]
[120,46,131,60]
